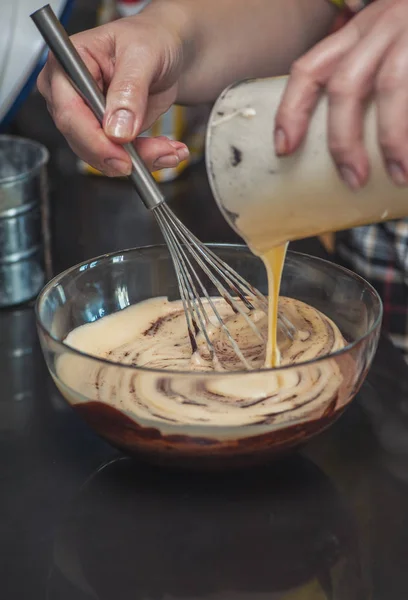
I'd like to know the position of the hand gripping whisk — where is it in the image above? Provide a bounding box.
[32,5,294,370]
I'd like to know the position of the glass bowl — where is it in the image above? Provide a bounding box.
[36,245,382,469]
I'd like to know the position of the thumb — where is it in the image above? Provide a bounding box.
[103,52,153,143]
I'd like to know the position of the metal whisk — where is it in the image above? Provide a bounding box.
[154,202,269,368]
[32,5,293,370]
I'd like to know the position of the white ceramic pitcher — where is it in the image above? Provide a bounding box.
[206,75,408,254]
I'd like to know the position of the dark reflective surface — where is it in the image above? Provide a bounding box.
[2,297,408,598]
[46,455,363,600]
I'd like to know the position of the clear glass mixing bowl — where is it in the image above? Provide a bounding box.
[36,245,382,469]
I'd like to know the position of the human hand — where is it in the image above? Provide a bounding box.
[37,12,189,176]
[275,0,408,189]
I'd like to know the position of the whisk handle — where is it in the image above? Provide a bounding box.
[31,4,164,210]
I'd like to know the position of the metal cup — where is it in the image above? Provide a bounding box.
[0,135,50,307]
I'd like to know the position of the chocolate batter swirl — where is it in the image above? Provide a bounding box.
[56,297,350,430]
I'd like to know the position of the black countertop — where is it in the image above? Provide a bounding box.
[2,19,408,597]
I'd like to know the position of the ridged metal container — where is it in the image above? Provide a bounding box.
[0,135,50,307]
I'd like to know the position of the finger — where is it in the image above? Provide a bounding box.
[137,86,178,133]
[103,45,157,143]
[274,0,391,155]
[275,24,361,155]
[134,137,189,171]
[69,132,188,175]
[326,13,400,189]
[69,130,188,176]
[375,34,408,187]
[62,109,132,176]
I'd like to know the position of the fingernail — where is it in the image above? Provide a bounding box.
[106,109,135,139]
[387,160,407,186]
[274,127,288,156]
[177,146,189,161]
[105,158,132,176]
[338,165,361,191]
[168,141,189,160]
[153,154,179,170]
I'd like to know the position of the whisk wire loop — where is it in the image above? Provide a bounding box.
[155,204,253,369]
[160,204,265,343]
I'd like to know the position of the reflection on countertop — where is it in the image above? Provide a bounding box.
[47,455,363,600]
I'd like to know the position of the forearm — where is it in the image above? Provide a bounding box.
[146,0,337,103]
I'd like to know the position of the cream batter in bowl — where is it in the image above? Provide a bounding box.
[36,245,382,469]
